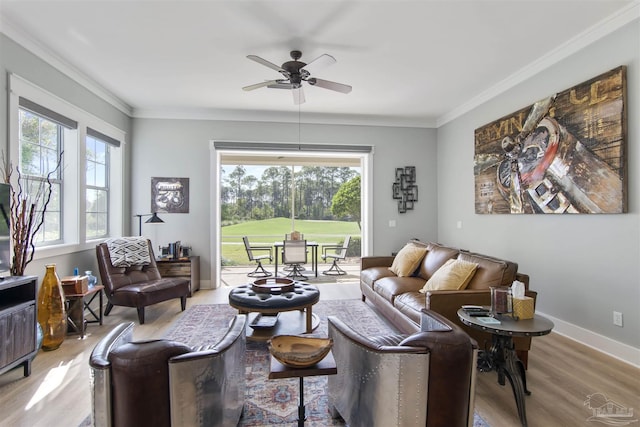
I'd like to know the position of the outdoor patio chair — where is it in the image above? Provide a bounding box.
[321,236,351,275]
[243,236,273,278]
[282,239,308,281]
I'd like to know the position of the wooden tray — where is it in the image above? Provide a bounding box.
[252,277,295,293]
[249,313,280,329]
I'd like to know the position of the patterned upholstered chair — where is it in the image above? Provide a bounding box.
[96,238,190,324]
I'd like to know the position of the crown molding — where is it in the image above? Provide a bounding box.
[133,107,437,128]
[1,16,133,116]
[437,1,640,127]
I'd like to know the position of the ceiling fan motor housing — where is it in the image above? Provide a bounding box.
[281,50,308,85]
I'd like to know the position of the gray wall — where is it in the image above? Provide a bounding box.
[436,20,639,349]
[0,33,132,283]
[131,118,438,284]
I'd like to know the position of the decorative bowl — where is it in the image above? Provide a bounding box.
[268,335,333,368]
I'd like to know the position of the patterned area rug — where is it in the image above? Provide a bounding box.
[80,300,490,426]
[163,300,490,427]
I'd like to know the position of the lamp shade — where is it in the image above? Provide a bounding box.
[145,212,164,224]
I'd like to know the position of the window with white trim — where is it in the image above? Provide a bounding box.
[9,73,126,256]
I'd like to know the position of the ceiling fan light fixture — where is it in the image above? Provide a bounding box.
[243,50,352,104]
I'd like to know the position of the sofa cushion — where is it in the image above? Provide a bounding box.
[393,292,426,325]
[360,266,396,288]
[374,276,426,303]
[389,243,428,277]
[457,251,518,289]
[420,259,478,292]
[416,243,460,281]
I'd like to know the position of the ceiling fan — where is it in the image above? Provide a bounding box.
[242,50,352,105]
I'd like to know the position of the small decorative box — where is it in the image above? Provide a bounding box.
[513,296,534,320]
[61,275,89,295]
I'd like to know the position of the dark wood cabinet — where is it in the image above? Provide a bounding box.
[0,276,38,377]
[156,256,200,297]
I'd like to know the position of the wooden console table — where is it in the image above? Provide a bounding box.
[156,256,200,296]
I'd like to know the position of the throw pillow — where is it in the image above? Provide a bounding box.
[419,258,478,292]
[389,243,428,277]
[106,237,152,268]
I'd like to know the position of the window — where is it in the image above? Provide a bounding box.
[9,73,126,256]
[18,105,67,245]
[86,131,110,239]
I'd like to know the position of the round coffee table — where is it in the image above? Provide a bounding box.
[228,282,320,341]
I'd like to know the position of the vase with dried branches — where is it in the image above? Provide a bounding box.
[1,153,62,276]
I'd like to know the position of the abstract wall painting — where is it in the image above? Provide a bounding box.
[474,66,627,214]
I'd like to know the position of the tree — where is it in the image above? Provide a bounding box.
[331,175,361,228]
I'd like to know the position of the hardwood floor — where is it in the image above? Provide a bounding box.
[0,283,637,427]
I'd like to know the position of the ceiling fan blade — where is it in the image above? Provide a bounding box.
[242,80,279,91]
[300,53,336,75]
[293,86,306,105]
[307,77,352,94]
[267,82,295,90]
[247,55,286,73]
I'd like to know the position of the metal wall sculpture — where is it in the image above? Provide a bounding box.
[151,177,190,213]
[474,66,627,214]
[393,166,418,213]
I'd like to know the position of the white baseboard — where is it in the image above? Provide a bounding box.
[538,311,640,368]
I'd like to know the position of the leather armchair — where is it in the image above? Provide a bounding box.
[96,240,190,324]
[328,309,478,427]
[89,314,247,427]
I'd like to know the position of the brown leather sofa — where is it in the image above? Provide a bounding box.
[328,309,478,427]
[360,240,537,366]
[96,240,190,324]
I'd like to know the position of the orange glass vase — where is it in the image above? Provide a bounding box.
[38,264,67,351]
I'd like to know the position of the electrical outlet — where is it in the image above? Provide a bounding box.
[613,311,623,327]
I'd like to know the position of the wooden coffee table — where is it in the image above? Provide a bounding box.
[269,351,337,427]
[457,308,554,427]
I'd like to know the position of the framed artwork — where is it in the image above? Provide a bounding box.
[151,177,190,213]
[474,66,627,214]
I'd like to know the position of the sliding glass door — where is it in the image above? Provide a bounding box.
[213,143,372,287]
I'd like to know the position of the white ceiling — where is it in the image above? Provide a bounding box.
[0,0,636,127]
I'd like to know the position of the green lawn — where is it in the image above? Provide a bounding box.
[222,217,360,265]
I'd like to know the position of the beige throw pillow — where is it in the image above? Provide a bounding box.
[420,258,478,292]
[389,243,428,277]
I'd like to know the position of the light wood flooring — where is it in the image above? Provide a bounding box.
[0,283,637,427]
